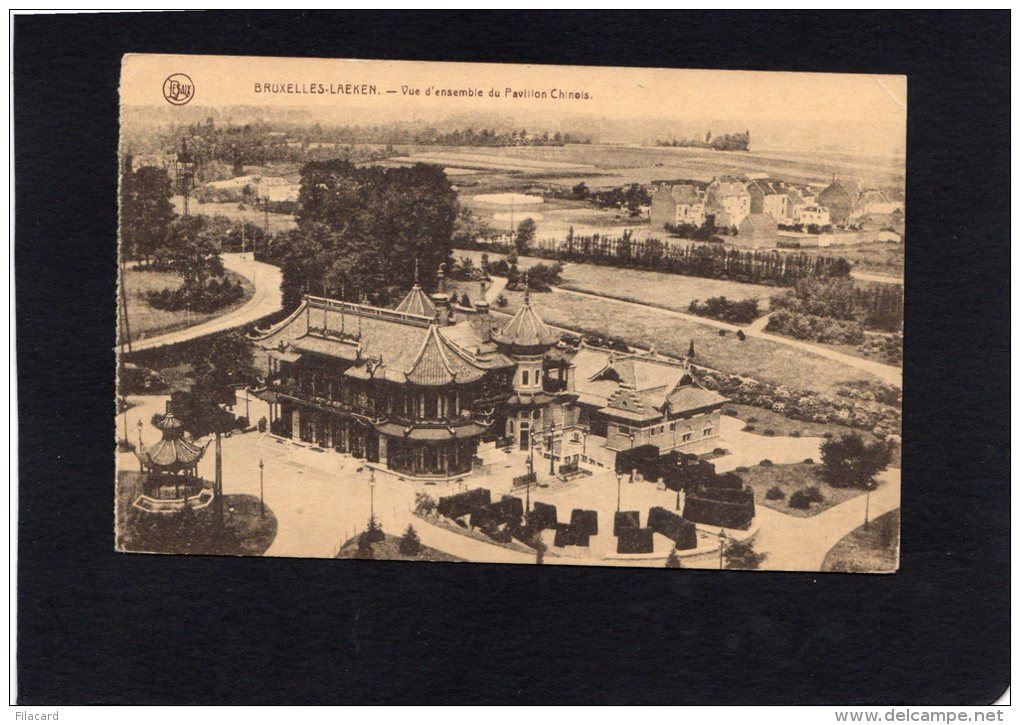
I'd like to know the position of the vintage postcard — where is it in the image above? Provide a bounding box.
[116,54,904,571]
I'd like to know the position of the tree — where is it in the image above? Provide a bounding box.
[365,515,385,542]
[820,433,894,489]
[687,339,696,358]
[515,217,537,254]
[460,292,472,307]
[286,160,458,308]
[398,525,422,556]
[356,532,374,559]
[162,215,227,293]
[414,491,437,516]
[121,163,176,265]
[665,548,683,568]
[724,540,766,570]
[534,536,547,565]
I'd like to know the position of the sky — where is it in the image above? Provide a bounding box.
[121,54,907,156]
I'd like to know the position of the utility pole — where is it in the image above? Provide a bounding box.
[616,473,622,512]
[718,529,727,570]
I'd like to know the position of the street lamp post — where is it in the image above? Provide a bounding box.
[718,529,728,570]
[369,469,376,525]
[258,458,265,517]
[137,419,144,450]
[628,433,635,482]
[547,423,555,476]
[864,485,872,527]
[616,472,622,512]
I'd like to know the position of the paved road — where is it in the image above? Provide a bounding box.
[548,285,902,386]
[124,253,282,352]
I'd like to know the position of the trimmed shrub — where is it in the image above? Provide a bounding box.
[501,495,524,521]
[531,501,558,530]
[735,466,749,473]
[398,525,422,555]
[647,507,697,550]
[791,430,802,437]
[365,517,385,543]
[759,459,774,467]
[789,490,814,509]
[617,527,655,554]
[765,486,786,500]
[763,429,776,437]
[437,488,492,520]
[553,523,578,548]
[744,424,755,431]
[803,458,815,464]
[569,509,599,537]
[803,486,825,504]
[614,510,641,536]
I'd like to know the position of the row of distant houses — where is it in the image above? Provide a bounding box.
[650,174,904,236]
[202,174,301,203]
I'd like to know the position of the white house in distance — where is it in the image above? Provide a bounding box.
[798,205,831,226]
[649,184,706,228]
[705,177,751,227]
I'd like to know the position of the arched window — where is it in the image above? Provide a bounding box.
[522,370,529,386]
[509,419,515,434]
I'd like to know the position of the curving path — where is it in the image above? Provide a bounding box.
[123,253,282,352]
[545,284,902,386]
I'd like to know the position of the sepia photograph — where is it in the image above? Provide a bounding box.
[116,54,905,572]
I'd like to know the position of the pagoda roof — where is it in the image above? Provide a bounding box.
[493,293,557,349]
[138,436,208,470]
[405,324,485,386]
[394,284,438,318]
[374,420,488,441]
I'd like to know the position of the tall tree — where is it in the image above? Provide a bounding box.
[515,218,537,254]
[121,164,176,265]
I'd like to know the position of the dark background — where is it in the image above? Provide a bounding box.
[14,11,1010,705]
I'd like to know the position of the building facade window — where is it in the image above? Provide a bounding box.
[522,370,529,386]
[703,427,713,437]
[682,432,692,443]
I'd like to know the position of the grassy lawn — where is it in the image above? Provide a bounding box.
[122,266,255,343]
[116,470,278,555]
[821,509,900,573]
[737,462,866,518]
[470,284,880,397]
[786,242,903,277]
[335,532,464,563]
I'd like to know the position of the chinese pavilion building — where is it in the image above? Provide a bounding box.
[251,269,727,479]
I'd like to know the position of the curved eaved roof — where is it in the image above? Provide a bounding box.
[405,324,485,385]
[494,293,557,350]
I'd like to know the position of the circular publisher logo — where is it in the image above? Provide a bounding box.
[162,74,195,105]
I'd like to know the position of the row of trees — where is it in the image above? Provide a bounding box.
[520,232,853,287]
[564,182,651,217]
[656,130,751,151]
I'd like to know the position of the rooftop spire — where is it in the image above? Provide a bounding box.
[413,258,420,285]
[523,270,530,304]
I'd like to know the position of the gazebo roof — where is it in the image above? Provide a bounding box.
[137,436,208,471]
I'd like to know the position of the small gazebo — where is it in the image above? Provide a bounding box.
[134,403,212,512]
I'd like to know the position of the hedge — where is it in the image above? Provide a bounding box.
[531,501,558,530]
[647,506,698,550]
[553,523,577,548]
[614,510,640,536]
[437,488,492,520]
[683,487,756,530]
[617,527,655,554]
[501,495,524,521]
[569,509,599,537]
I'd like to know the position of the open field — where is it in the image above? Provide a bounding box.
[738,462,867,518]
[454,248,774,310]
[781,241,904,277]
[170,195,298,233]
[379,144,904,190]
[121,267,255,343]
[452,282,881,397]
[821,508,900,572]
